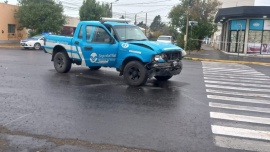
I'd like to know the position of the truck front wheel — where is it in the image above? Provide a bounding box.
[123,61,148,86]
[53,51,71,73]
[154,76,172,81]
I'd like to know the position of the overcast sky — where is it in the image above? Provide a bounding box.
[5,0,180,25]
[3,0,270,25]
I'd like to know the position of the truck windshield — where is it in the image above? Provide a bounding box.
[114,26,148,41]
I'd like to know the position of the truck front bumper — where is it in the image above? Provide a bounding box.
[147,60,182,77]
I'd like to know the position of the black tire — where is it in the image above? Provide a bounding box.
[34,43,41,50]
[123,61,148,86]
[53,51,71,73]
[88,66,101,70]
[154,76,172,81]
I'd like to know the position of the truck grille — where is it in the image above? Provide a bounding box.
[164,51,181,61]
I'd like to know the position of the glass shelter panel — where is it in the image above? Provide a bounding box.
[247,31,262,54]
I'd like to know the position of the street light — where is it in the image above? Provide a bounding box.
[134,11,147,35]
[134,11,143,25]
[110,0,119,17]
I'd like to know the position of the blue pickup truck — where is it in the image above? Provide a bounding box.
[44,18,186,86]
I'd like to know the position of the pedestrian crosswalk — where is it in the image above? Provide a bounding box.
[202,61,270,152]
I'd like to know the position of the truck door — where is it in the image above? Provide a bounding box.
[78,25,118,67]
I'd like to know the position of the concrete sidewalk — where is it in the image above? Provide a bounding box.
[185,44,270,66]
[0,43,21,49]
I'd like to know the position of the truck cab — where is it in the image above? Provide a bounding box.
[44,18,186,86]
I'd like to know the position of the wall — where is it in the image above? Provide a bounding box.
[0,3,27,43]
[65,16,80,27]
[219,0,255,8]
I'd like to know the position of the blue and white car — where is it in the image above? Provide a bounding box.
[20,34,45,50]
[44,18,186,86]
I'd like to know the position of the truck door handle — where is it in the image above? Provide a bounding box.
[75,41,79,45]
[84,46,93,50]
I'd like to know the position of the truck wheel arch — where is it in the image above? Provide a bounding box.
[120,57,144,75]
[52,45,67,61]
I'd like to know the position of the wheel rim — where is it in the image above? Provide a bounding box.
[56,54,64,69]
[34,44,40,49]
[128,66,141,80]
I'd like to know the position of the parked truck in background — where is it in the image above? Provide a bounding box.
[43,18,186,86]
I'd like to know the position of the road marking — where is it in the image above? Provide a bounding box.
[207,95,270,105]
[204,77,270,84]
[206,84,270,92]
[203,69,262,74]
[209,102,270,114]
[210,112,270,125]
[206,89,270,98]
[214,135,270,152]
[203,69,259,73]
[204,75,270,81]
[205,80,270,88]
[203,62,270,151]
[212,125,270,141]
[202,66,253,70]
[203,72,267,77]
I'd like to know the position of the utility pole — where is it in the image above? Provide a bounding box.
[135,14,137,25]
[110,0,119,17]
[184,0,192,52]
[145,13,147,35]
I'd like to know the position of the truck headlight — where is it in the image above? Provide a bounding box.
[154,55,162,61]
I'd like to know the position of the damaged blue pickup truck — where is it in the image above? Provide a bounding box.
[44,18,186,86]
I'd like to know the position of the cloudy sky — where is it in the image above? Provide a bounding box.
[3,0,270,25]
[5,0,180,25]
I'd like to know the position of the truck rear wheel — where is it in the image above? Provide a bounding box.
[123,61,148,86]
[53,51,71,73]
[154,76,172,81]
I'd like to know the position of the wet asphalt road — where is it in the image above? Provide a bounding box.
[0,48,269,152]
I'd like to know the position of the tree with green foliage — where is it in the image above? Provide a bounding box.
[150,15,165,32]
[137,21,145,27]
[168,0,221,50]
[149,15,178,41]
[79,0,111,21]
[15,0,66,36]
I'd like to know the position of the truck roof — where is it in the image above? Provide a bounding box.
[79,21,135,27]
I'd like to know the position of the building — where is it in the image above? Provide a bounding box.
[212,0,270,55]
[0,2,80,43]
[60,16,80,36]
[0,2,27,43]
[215,6,270,54]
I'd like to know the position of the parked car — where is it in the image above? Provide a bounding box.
[157,35,174,44]
[20,34,45,50]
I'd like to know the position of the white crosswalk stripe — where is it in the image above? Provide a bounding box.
[204,77,270,84]
[202,61,270,152]
[205,80,270,88]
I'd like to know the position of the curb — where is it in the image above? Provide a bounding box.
[0,46,21,49]
[184,57,270,66]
